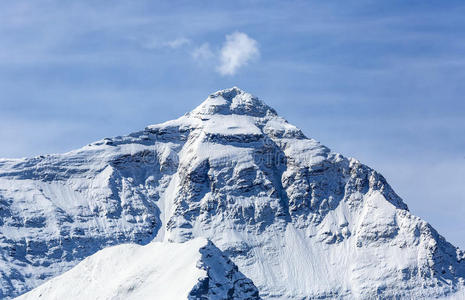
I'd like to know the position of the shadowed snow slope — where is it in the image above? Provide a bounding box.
[1,87,465,299]
[15,238,259,300]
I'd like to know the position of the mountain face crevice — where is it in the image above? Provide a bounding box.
[0,87,464,299]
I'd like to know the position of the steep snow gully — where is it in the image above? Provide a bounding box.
[1,87,464,299]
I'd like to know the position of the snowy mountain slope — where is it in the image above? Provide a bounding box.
[1,87,465,299]
[15,238,259,300]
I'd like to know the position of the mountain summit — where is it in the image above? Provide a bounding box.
[1,88,465,299]
[189,87,277,117]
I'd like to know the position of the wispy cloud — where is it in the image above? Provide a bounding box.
[192,43,214,61]
[144,37,191,50]
[164,37,191,48]
[190,32,259,75]
[217,32,259,75]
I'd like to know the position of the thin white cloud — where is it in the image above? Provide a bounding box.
[144,37,191,50]
[217,32,259,75]
[164,37,191,48]
[192,43,214,61]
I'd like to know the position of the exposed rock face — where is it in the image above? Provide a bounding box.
[1,87,464,299]
[190,240,260,300]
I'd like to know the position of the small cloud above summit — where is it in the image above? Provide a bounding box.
[218,32,259,76]
[191,32,259,76]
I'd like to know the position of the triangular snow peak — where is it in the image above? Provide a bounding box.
[17,239,260,300]
[190,87,277,117]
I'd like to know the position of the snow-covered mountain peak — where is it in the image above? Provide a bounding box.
[1,88,465,299]
[189,87,277,118]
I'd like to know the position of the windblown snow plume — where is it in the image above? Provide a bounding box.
[1,87,465,299]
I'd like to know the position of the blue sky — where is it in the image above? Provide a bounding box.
[1,0,464,247]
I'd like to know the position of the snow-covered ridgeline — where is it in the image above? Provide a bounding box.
[15,238,259,300]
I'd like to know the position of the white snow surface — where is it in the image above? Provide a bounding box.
[15,238,259,300]
[1,87,465,299]
[17,239,207,300]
